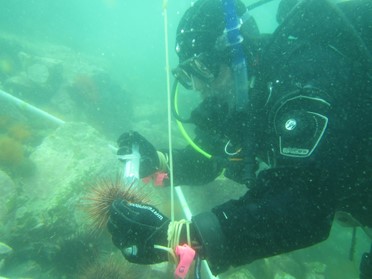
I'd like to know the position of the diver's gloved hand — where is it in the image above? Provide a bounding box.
[108,199,170,264]
[117,131,160,178]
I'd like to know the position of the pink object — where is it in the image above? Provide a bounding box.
[142,172,168,186]
[154,171,168,186]
[174,244,195,279]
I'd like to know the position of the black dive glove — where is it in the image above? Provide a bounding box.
[117,131,159,178]
[108,199,170,264]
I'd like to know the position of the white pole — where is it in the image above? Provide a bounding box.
[161,1,218,278]
[0,89,65,126]
[175,186,193,220]
[175,186,219,278]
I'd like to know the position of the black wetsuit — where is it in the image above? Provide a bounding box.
[170,0,372,274]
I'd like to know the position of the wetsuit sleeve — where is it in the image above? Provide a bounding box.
[161,146,223,185]
[192,166,336,274]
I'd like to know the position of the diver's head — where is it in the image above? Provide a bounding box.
[172,0,252,94]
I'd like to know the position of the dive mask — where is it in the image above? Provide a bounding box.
[172,53,218,90]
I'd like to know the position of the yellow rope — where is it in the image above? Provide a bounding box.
[157,151,169,172]
[154,219,192,264]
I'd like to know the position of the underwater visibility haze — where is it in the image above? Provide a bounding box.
[0,0,370,278]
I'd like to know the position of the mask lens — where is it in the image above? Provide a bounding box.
[172,67,193,90]
[173,53,216,90]
[192,55,215,81]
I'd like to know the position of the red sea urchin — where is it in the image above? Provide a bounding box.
[83,176,148,230]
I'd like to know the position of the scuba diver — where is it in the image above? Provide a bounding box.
[108,0,372,277]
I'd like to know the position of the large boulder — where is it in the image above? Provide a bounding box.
[26,122,117,202]
[1,122,120,278]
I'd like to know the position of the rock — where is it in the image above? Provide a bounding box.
[27,63,49,84]
[0,171,16,223]
[3,122,119,276]
[4,260,41,278]
[54,71,133,138]
[3,74,33,95]
[0,242,12,274]
[0,243,12,255]
[27,122,116,199]
[3,50,63,102]
[0,33,132,138]
[304,262,326,279]
[266,255,304,279]
[274,272,296,279]
[223,266,256,279]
